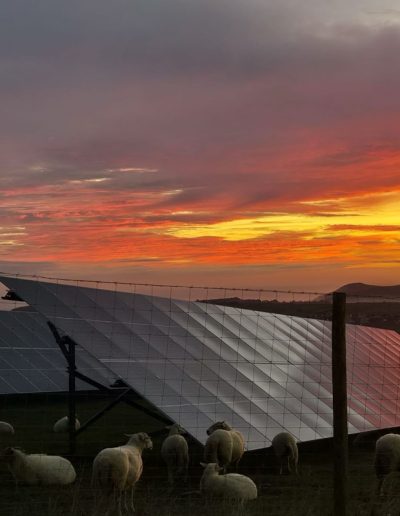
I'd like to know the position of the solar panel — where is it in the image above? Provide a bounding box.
[0,309,115,394]
[1,275,399,450]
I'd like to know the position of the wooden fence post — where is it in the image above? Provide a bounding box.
[332,291,348,516]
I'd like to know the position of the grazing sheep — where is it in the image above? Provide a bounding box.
[205,421,245,472]
[161,423,189,487]
[92,432,153,516]
[53,416,80,433]
[0,447,76,485]
[0,421,15,435]
[200,462,257,506]
[374,433,400,494]
[271,432,298,475]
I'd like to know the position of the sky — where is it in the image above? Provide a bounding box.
[0,0,399,293]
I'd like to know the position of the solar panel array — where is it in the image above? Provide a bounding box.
[0,309,114,394]
[1,275,399,450]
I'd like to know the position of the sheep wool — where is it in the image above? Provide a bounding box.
[205,421,245,472]
[0,447,76,485]
[374,433,400,493]
[200,462,257,504]
[0,421,15,435]
[271,432,298,475]
[161,423,189,486]
[92,432,153,515]
[53,416,80,433]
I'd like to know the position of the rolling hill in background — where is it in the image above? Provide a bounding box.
[324,282,400,301]
[334,282,400,297]
[201,283,400,333]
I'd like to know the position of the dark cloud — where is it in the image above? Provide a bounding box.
[1,0,400,251]
[0,1,313,73]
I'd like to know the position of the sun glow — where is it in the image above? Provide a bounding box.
[165,190,400,242]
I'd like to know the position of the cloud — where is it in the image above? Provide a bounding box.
[1,0,400,288]
[108,167,158,173]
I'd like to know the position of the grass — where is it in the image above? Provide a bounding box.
[0,392,396,515]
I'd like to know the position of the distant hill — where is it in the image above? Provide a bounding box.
[335,282,400,297]
[200,284,400,333]
[316,283,400,302]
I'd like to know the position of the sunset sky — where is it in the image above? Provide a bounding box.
[0,0,399,292]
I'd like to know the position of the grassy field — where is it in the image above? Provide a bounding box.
[0,392,397,516]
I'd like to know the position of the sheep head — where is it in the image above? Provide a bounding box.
[0,447,19,463]
[200,462,223,473]
[166,423,186,435]
[125,432,153,450]
[206,421,232,435]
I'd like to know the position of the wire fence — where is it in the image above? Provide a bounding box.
[0,272,399,515]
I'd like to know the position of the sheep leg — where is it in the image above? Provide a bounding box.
[290,456,298,475]
[130,487,136,513]
[376,477,384,497]
[92,491,99,516]
[168,465,174,486]
[93,489,107,516]
[104,491,114,516]
[236,499,245,515]
[106,496,114,516]
[122,489,129,514]
[112,489,122,516]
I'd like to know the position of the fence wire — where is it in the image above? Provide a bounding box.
[0,273,398,515]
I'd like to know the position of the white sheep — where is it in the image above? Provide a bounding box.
[374,433,400,494]
[0,447,76,485]
[53,416,80,433]
[205,421,245,473]
[271,432,298,475]
[92,432,153,516]
[161,423,189,487]
[200,462,257,506]
[0,421,15,435]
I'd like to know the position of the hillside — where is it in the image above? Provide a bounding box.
[335,282,400,298]
[313,282,400,303]
[199,297,400,333]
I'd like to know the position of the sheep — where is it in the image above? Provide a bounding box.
[53,416,80,433]
[271,432,298,475]
[374,433,400,494]
[92,432,153,516]
[200,462,257,507]
[0,447,76,485]
[161,423,189,487]
[205,421,245,473]
[0,421,15,435]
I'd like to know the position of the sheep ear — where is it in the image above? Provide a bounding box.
[200,462,207,468]
[165,425,172,430]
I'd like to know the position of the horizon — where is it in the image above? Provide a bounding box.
[1,1,399,291]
